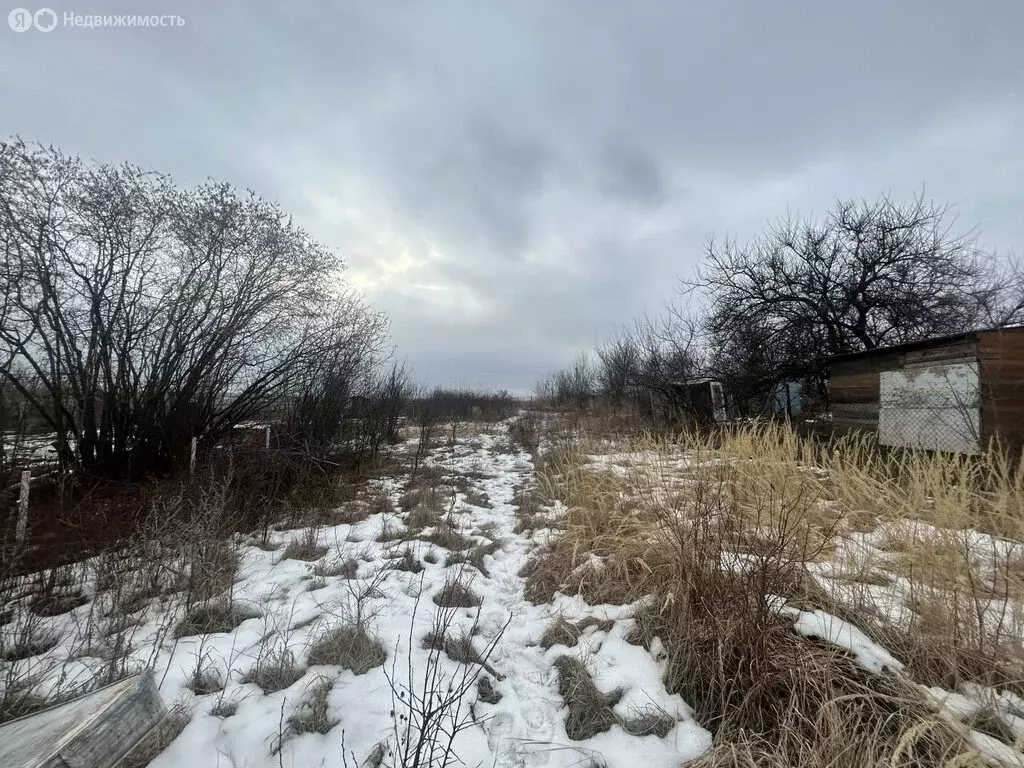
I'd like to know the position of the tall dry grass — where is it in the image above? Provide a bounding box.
[526,418,1024,765]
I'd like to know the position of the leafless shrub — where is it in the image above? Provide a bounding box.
[386,594,508,768]
[509,413,540,454]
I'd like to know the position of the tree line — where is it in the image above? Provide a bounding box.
[539,196,1024,421]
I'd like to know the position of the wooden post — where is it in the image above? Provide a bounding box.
[264,425,271,450]
[16,469,30,546]
[190,437,197,476]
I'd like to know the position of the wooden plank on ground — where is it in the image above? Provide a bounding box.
[0,672,165,768]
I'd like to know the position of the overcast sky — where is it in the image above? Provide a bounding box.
[3,1,1023,394]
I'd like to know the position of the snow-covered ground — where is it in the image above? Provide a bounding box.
[4,419,1023,766]
[0,422,712,768]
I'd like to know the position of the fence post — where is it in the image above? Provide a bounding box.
[190,437,197,476]
[264,425,271,450]
[16,469,30,546]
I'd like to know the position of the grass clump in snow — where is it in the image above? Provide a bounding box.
[282,527,327,562]
[552,656,623,740]
[422,627,502,679]
[174,602,260,638]
[245,647,306,693]
[432,577,481,608]
[539,616,614,650]
[512,487,547,533]
[28,591,89,617]
[289,676,339,735]
[462,487,492,508]
[477,676,502,704]
[530,419,989,765]
[445,540,500,576]
[389,546,424,573]
[308,625,386,675]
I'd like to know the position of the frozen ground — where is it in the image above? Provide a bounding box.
[3,419,1022,766]
[1,422,711,768]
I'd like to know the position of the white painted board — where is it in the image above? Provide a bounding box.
[878,361,980,455]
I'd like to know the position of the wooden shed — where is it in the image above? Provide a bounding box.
[827,326,1024,456]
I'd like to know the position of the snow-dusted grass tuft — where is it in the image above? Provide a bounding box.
[389,546,424,573]
[419,524,474,552]
[445,539,500,576]
[432,576,481,608]
[307,625,386,674]
[174,602,260,638]
[282,527,327,562]
[245,646,306,692]
[476,675,502,704]
[289,675,339,735]
[28,590,89,617]
[539,616,614,650]
[552,655,623,740]
[525,416,1018,765]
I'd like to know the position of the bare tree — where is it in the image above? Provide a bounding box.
[687,195,1022,394]
[0,138,386,478]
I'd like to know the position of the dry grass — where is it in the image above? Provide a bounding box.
[28,591,89,617]
[174,603,260,638]
[445,540,501,576]
[552,656,622,740]
[462,488,492,508]
[312,557,360,580]
[527,417,1022,764]
[419,524,474,552]
[307,625,386,674]
[282,528,328,562]
[188,538,240,602]
[539,616,614,650]
[512,487,547,533]
[245,646,306,692]
[210,699,238,718]
[119,702,191,768]
[289,676,339,735]
[432,576,481,608]
[390,546,424,573]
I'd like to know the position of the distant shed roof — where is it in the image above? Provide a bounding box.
[827,325,1024,364]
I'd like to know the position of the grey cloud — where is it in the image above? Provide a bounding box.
[2,0,1022,391]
